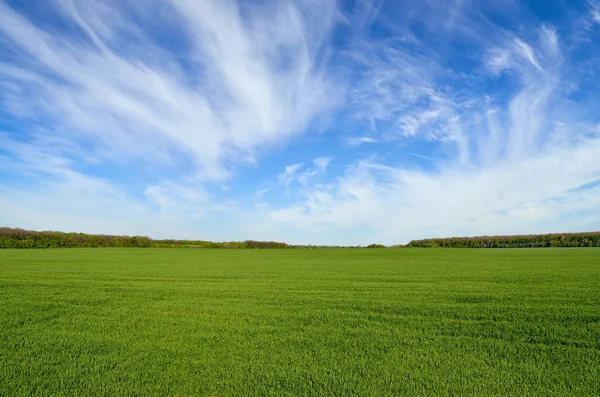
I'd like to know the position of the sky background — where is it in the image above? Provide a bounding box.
[1,0,600,245]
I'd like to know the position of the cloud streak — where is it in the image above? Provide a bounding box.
[0,0,339,179]
[260,5,600,244]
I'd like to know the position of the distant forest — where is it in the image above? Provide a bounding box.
[406,232,600,248]
[1,227,600,249]
[0,228,361,249]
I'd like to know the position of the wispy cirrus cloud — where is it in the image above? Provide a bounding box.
[259,5,600,245]
[0,0,340,180]
[590,1,600,23]
[0,0,342,239]
[313,157,331,171]
[278,163,304,187]
[277,158,331,188]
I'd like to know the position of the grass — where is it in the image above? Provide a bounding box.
[0,248,599,396]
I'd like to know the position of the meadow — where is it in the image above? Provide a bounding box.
[0,248,599,396]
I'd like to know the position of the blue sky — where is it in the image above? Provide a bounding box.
[1,0,600,245]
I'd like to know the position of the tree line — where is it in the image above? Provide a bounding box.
[0,228,366,249]
[406,232,600,248]
[3,227,599,249]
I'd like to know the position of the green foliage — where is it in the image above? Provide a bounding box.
[407,232,600,248]
[0,227,385,250]
[244,240,288,249]
[367,243,386,248]
[0,228,289,249]
[1,248,599,395]
[4,227,600,250]
[0,228,154,249]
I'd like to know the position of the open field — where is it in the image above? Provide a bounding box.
[1,248,599,396]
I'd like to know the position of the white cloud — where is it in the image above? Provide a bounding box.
[278,163,304,186]
[296,169,319,187]
[0,0,340,180]
[261,23,600,245]
[513,38,543,71]
[486,49,511,74]
[346,136,378,146]
[590,1,600,23]
[263,139,600,244]
[277,159,331,188]
[313,157,331,171]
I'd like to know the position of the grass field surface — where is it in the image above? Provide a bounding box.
[1,248,599,396]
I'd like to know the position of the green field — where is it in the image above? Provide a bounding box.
[1,248,599,396]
